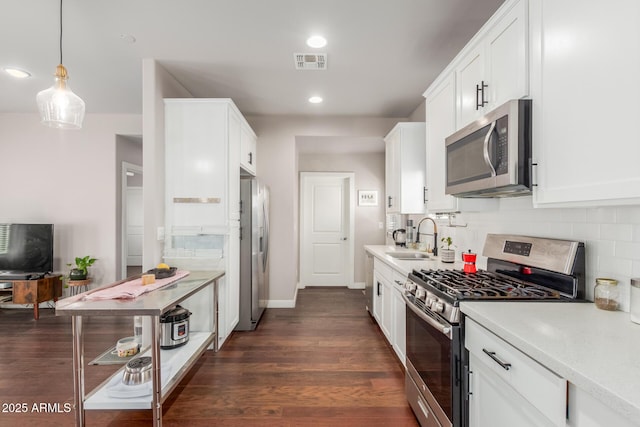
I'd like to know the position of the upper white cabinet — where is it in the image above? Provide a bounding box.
[240,123,257,176]
[530,0,640,207]
[165,99,249,227]
[456,0,528,128]
[384,123,426,214]
[425,74,458,212]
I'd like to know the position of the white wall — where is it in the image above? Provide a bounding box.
[0,113,141,286]
[436,197,640,312]
[246,115,400,306]
[141,59,192,270]
[298,151,386,284]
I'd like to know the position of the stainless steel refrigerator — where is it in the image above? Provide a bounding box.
[235,177,270,330]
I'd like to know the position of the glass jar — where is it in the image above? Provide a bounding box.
[594,278,619,311]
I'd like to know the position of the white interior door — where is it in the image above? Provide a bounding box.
[300,172,354,287]
[126,187,143,265]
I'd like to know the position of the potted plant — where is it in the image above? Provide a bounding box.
[440,237,455,263]
[67,256,97,281]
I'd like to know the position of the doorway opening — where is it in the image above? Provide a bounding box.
[122,162,143,279]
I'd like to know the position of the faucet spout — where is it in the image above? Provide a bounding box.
[416,217,438,256]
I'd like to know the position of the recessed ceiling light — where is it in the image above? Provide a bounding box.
[306,35,327,48]
[309,96,323,104]
[3,67,31,79]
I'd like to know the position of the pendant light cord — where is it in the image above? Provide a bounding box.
[59,0,63,65]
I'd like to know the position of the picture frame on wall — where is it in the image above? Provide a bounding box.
[358,190,378,206]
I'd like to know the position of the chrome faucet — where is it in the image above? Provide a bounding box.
[416,217,438,256]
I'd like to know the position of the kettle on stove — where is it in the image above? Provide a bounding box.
[392,229,407,247]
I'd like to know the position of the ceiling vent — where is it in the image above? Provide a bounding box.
[294,53,327,70]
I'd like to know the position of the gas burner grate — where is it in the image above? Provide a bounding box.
[413,269,560,300]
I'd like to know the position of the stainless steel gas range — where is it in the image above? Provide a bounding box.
[402,234,585,427]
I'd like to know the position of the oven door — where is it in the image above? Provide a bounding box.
[404,295,461,427]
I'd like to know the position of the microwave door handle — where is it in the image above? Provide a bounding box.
[483,121,497,177]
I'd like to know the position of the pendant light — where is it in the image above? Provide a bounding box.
[36,0,85,129]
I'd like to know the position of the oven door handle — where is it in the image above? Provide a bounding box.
[402,293,452,339]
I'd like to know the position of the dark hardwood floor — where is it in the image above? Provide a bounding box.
[0,288,418,426]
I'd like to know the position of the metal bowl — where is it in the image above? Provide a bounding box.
[122,356,152,385]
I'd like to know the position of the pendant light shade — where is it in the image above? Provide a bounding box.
[36,0,85,129]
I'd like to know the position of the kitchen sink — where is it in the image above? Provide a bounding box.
[386,252,430,260]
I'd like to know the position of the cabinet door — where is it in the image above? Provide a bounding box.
[426,74,458,212]
[531,0,640,206]
[392,284,406,366]
[165,101,229,228]
[240,124,257,176]
[226,224,240,333]
[456,45,485,128]
[468,352,557,427]
[384,133,400,213]
[227,110,241,222]
[380,276,393,341]
[373,272,383,325]
[485,0,528,110]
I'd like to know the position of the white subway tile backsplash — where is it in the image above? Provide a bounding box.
[586,207,617,224]
[616,206,640,223]
[457,201,640,313]
[615,241,640,259]
[601,223,634,242]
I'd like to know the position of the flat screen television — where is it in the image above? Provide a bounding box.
[0,224,54,275]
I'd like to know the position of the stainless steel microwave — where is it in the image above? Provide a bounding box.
[445,99,532,197]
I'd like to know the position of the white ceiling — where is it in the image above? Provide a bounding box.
[1,0,505,118]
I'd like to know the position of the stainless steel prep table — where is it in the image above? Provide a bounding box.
[56,270,224,427]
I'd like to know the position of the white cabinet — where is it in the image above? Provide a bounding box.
[567,383,639,427]
[372,257,406,367]
[384,122,426,214]
[425,74,458,212]
[530,0,640,207]
[240,122,257,176]
[165,98,256,349]
[391,270,406,367]
[465,318,566,427]
[456,0,528,128]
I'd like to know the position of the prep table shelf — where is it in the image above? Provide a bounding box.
[56,270,224,427]
[84,331,214,410]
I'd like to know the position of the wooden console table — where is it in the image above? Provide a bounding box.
[6,276,63,319]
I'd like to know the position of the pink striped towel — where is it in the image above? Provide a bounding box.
[83,270,190,300]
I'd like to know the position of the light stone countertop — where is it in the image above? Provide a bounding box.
[364,244,463,276]
[461,301,640,423]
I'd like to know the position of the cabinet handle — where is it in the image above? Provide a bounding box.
[388,196,393,208]
[377,281,382,296]
[423,187,428,203]
[476,81,489,110]
[248,152,253,165]
[482,348,511,370]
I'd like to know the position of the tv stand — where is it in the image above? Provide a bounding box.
[0,275,63,319]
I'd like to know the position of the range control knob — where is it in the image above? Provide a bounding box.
[432,301,445,313]
[405,282,417,293]
[425,297,435,308]
[415,288,427,301]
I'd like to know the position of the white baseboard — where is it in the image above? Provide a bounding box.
[349,282,365,290]
[266,287,298,308]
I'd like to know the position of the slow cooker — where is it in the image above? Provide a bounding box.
[160,305,191,349]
